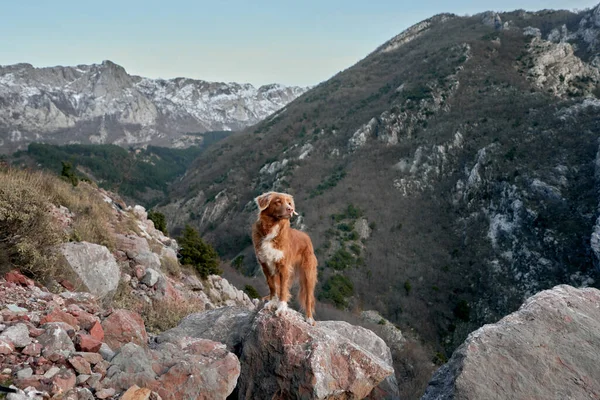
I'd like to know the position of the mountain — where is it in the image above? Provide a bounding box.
[160,3,600,356]
[0,60,308,154]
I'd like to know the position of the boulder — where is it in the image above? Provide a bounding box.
[58,242,120,298]
[40,309,80,330]
[156,307,255,352]
[422,285,600,400]
[115,234,161,270]
[141,268,161,287]
[4,270,34,287]
[237,307,394,399]
[320,321,400,399]
[102,309,148,350]
[75,333,102,353]
[105,339,239,400]
[0,323,31,348]
[37,325,75,359]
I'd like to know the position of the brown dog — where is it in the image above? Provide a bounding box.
[252,191,318,324]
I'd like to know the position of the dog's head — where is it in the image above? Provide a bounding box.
[255,192,298,220]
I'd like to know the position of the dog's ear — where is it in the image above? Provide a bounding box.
[255,192,273,211]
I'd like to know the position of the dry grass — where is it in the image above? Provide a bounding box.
[161,255,182,277]
[111,277,203,334]
[111,279,144,312]
[142,297,204,334]
[0,168,66,278]
[0,167,117,280]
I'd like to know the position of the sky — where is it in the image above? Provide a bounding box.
[1,0,598,87]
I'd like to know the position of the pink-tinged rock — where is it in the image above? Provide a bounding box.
[103,340,239,400]
[89,320,104,341]
[156,279,184,303]
[22,342,42,356]
[237,307,394,400]
[121,385,156,400]
[422,285,600,400]
[93,360,110,377]
[75,333,102,353]
[59,292,99,312]
[74,351,104,365]
[38,324,76,358]
[96,388,116,399]
[15,375,50,392]
[70,307,99,331]
[28,326,46,338]
[102,309,148,350]
[68,355,92,374]
[51,368,76,396]
[40,309,80,330]
[134,265,146,280]
[59,279,76,291]
[5,270,34,286]
[0,338,15,354]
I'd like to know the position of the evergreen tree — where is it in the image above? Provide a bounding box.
[177,225,221,279]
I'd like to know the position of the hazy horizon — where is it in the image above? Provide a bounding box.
[2,0,597,87]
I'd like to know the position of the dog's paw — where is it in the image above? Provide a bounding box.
[265,298,280,310]
[306,317,315,326]
[275,301,288,315]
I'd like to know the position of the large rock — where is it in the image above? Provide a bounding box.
[422,285,600,400]
[102,310,148,350]
[37,324,76,359]
[115,234,162,270]
[58,242,120,298]
[237,307,394,399]
[105,339,239,400]
[156,307,255,353]
[0,323,32,348]
[320,321,400,400]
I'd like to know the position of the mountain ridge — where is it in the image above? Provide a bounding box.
[160,4,600,356]
[0,60,308,153]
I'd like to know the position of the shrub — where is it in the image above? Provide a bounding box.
[325,247,355,270]
[319,274,354,308]
[60,161,79,187]
[148,210,168,235]
[404,280,412,295]
[177,224,221,279]
[244,284,261,299]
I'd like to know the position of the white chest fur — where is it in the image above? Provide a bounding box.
[258,225,284,275]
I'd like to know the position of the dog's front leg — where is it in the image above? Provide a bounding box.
[275,264,292,316]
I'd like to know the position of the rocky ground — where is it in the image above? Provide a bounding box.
[0,269,396,400]
[0,184,397,399]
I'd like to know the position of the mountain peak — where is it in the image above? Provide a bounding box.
[0,62,309,153]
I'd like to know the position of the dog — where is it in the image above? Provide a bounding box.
[251,191,318,324]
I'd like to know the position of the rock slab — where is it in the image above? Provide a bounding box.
[59,242,120,298]
[422,285,600,400]
[237,307,394,400]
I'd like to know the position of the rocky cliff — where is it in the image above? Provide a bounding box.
[0,61,308,154]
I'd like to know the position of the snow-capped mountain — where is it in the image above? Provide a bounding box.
[0,60,308,153]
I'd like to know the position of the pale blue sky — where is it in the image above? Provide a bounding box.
[2,0,597,86]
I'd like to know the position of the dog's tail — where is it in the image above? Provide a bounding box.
[298,252,318,322]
